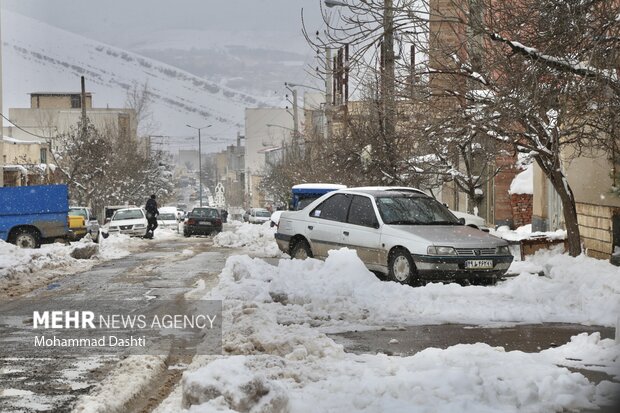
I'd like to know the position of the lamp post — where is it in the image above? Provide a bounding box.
[186,124,212,206]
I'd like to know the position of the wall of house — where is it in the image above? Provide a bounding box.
[30,94,93,109]
[566,151,620,260]
[533,150,620,259]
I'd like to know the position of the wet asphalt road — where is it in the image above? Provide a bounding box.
[0,234,230,413]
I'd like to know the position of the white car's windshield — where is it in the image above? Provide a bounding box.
[69,208,87,218]
[376,196,459,225]
[112,210,144,220]
[256,211,271,218]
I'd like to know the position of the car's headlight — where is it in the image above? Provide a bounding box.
[134,224,146,228]
[427,246,457,256]
[496,245,511,255]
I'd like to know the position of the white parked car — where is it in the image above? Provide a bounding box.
[275,187,513,285]
[157,208,180,232]
[107,208,148,237]
[248,208,271,224]
[450,210,490,232]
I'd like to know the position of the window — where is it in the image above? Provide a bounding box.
[40,148,47,164]
[70,94,81,108]
[311,194,351,222]
[376,195,459,225]
[348,195,378,227]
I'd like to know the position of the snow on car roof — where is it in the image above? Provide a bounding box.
[292,183,347,190]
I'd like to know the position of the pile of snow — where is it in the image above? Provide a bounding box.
[492,224,567,242]
[214,222,283,257]
[177,248,620,412]
[509,163,534,195]
[210,248,620,331]
[0,239,94,293]
[0,232,154,294]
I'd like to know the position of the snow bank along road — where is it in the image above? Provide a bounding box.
[2,222,620,412]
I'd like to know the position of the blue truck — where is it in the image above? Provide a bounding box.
[290,183,347,210]
[0,184,70,248]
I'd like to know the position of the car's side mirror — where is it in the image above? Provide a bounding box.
[458,218,466,225]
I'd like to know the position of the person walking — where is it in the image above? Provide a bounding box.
[144,194,159,239]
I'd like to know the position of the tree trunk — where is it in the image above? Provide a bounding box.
[542,161,582,257]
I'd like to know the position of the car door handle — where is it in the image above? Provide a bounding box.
[343,231,349,236]
[307,225,313,230]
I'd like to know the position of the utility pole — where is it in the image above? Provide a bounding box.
[186,124,212,207]
[292,88,299,145]
[80,76,87,138]
[325,48,333,140]
[382,0,395,138]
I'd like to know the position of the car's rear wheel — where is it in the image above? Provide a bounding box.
[388,248,417,285]
[290,239,313,260]
[13,228,40,248]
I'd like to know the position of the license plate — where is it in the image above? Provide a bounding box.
[199,221,211,226]
[464,260,493,269]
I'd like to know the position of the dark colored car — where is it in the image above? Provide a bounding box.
[183,207,222,237]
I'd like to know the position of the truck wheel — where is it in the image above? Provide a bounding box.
[13,229,40,248]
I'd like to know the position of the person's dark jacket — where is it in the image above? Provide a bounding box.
[145,198,159,218]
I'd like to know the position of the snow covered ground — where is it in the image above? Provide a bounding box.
[151,223,620,412]
[5,222,617,412]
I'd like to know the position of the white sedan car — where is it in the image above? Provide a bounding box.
[275,187,512,285]
[248,208,271,224]
[107,208,148,237]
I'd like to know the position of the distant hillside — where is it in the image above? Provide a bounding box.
[2,9,277,149]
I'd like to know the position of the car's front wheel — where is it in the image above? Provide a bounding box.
[388,248,417,285]
[290,239,313,260]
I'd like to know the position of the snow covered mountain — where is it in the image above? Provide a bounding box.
[2,9,278,149]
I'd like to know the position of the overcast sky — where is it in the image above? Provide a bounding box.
[3,0,323,50]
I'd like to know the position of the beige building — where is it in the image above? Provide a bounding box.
[1,136,56,186]
[7,92,137,153]
[244,108,295,208]
[1,91,137,187]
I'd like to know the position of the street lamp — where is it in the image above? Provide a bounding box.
[284,82,324,92]
[324,0,348,7]
[186,124,212,206]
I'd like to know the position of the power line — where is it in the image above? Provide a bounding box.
[0,113,52,140]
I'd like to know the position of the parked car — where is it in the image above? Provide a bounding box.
[183,207,222,237]
[69,206,101,242]
[103,205,137,224]
[450,210,490,232]
[275,187,513,285]
[157,207,180,232]
[107,208,148,237]
[248,208,271,224]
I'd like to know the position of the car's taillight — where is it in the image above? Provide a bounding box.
[187,219,196,225]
